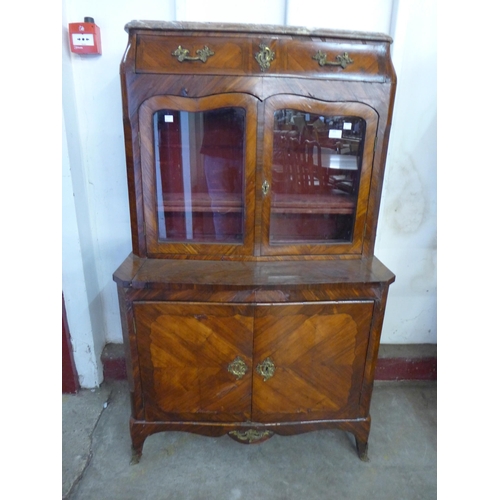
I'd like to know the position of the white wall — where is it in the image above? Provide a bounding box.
[62,0,437,387]
[375,0,437,343]
[62,0,177,387]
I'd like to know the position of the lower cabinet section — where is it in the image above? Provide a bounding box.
[114,255,394,462]
[130,300,376,461]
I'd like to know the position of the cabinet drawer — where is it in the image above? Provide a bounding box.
[136,35,251,75]
[284,40,385,81]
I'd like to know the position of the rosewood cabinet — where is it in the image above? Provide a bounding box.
[114,21,397,461]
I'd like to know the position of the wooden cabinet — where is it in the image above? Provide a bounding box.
[133,300,372,423]
[114,21,397,461]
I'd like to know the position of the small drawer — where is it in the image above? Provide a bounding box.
[136,35,251,75]
[284,40,385,81]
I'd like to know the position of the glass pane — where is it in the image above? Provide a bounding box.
[154,108,245,243]
[270,110,366,244]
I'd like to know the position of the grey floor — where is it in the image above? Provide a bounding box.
[62,380,436,500]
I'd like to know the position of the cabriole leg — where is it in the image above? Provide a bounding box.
[355,437,369,461]
[130,420,148,465]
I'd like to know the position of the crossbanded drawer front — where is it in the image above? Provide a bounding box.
[136,35,251,75]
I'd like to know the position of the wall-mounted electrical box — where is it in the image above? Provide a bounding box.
[69,17,102,55]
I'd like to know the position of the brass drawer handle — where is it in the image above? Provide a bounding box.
[256,357,275,381]
[312,51,353,69]
[172,45,215,63]
[228,356,248,380]
[255,43,275,72]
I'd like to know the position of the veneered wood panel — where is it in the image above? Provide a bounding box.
[134,302,254,422]
[252,301,374,422]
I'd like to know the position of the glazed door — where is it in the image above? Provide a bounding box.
[251,302,374,422]
[139,93,258,256]
[261,95,379,256]
[134,302,254,422]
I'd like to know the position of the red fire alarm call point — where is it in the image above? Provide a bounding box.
[69,17,102,55]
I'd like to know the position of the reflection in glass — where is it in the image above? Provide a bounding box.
[270,110,366,244]
[154,108,245,243]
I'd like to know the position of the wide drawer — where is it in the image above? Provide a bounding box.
[136,35,252,74]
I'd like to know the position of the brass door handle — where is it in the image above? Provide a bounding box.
[256,357,275,381]
[228,356,249,380]
[172,45,215,63]
[312,51,353,69]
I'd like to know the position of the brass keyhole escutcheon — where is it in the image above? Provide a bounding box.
[256,357,275,381]
[255,43,275,72]
[228,356,248,380]
[262,180,270,196]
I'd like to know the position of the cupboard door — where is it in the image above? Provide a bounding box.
[261,95,378,256]
[134,302,254,422]
[139,93,258,257]
[252,302,374,422]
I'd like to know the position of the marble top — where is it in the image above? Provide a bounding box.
[124,20,392,43]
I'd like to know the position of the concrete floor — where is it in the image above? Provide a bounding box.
[62,380,436,500]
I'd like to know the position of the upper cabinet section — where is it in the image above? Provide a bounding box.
[121,22,396,259]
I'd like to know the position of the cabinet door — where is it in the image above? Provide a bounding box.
[139,93,258,256]
[134,302,254,422]
[261,95,378,256]
[252,302,374,422]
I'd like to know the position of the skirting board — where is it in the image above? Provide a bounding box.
[375,344,437,381]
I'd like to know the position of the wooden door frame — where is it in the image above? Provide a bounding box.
[62,294,79,393]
